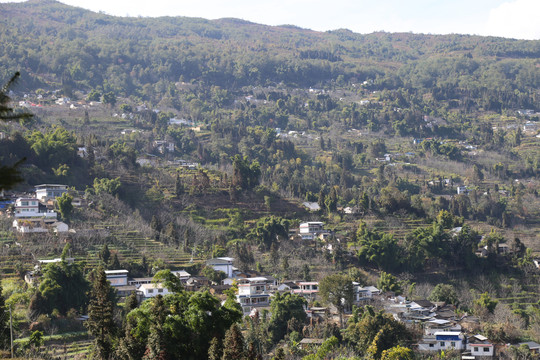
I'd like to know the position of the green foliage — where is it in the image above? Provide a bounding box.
[86,268,117,360]
[56,192,73,221]
[269,293,307,344]
[93,177,121,196]
[126,289,242,359]
[357,223,401,272]
[27,126,77,169]
[222,324,245,360]
[319,274,354,327]
[428,284,458,305]
[201,266,226,284]
[101,91,117,107]
[474,292,498,314]
[232,155,261,190]
[376,272,401,294]
[0,283,10,350]
[380,345,413,360]
[248,216,289,250]
[38,259,89,315]
[302,336,339,360]
[344,307,410,358]
[152,269,183,293]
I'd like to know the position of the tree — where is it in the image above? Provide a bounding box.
[143,295,168,360]
[56,192,74,222]
[344,307,410,358]
[208,337,222,360]
[428,284,458,305]
[0,283,10,350]
[269,293,307,343]
[125,292,139,313]
[319,274,353,328]
[93,177,121,196]
[232,155,261,190]
[377,272,401,294]
[116,316,145,360]
[99,244,111,266]
[222,324,245,360]
[102,91,117,107]
[38,256,89,315]
[0,72,32,192]
[380,345,414,360]
[357,226,401,272]
[152,269,183,293]
[111,253,121,270]
[86,268,117,360]
[474,292,498,314]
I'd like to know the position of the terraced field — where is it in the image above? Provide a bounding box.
[87,222,202,269]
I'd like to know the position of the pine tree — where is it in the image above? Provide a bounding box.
[221,324,245,360]
[116,317,145,360]
[208,337,222,360]
[175,174,184,197]
[86,268,117,360]
[245,341,261,360]
[143,295,168,360]
[111,253,121,269]
[99,244,111,266]
[124,292,138,313]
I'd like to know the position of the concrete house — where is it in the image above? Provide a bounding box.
[418,331,465,352]
[206,257,235,277]
[236,277,271,314]
[105,270,129,286]
[138,283,171,298]
[299,222,327,240]
[466,335,494,358]
[35,184,68,202]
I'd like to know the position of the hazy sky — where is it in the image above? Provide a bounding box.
[2,0,540,40]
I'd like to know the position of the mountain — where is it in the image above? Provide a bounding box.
[1,0,539,100]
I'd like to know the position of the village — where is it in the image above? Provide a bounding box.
[1,183,539,358]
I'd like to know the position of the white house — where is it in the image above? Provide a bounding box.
[171,270,191,281]
[13,198,57,219]
[138,283,171,298]
[418,332,465,352]
[35,184,68,202]
[206,257,234,277]
[457,186,468,195]
[352,283,379,303]
[466,335,494,358]
[293,282,319,298]
[105,270,129,287]
[299,222,327,240]
[236,277,271,314]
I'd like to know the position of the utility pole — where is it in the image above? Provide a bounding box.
[9,304,13,358]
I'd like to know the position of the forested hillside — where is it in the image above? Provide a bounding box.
[0,0,539,359]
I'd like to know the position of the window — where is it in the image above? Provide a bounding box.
[158,289,163,293]
[21,201,28,206]
[484,347,490,352]
[450,342,456,348]
[474,347,479,352]
[429,344,434,348]
[440,342,445,347]
[148,289,154,294]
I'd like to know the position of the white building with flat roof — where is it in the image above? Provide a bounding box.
[138,283,171,298]
[35,184,68,202]
[206,257,234,277]
[105,270,129,287]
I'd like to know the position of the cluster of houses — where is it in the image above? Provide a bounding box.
[23,245,540,358]
[4,184,75,234]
